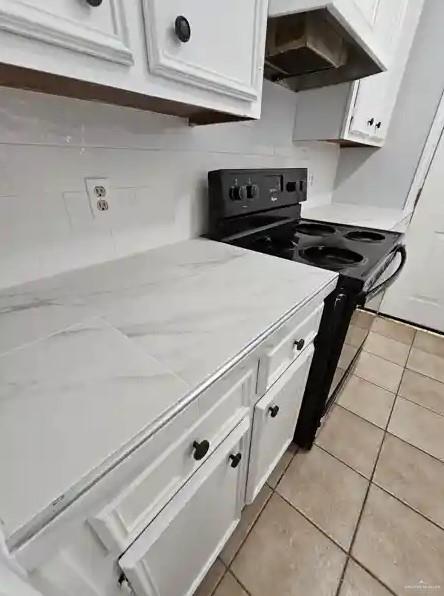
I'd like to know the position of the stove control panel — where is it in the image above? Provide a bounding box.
[208,168,307,221]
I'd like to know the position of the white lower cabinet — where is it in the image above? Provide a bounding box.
[119,418,250,596]
[246,345,314,503]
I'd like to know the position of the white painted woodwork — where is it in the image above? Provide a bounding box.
[0,0,268,119]
[141,0,266,102]
[119,418,250,596]
[293,0,424,146]
[381,128,444,332]
[89,361,256,554]
[246,345,314,503]
[258,303,323,392]
[0,0,133,65]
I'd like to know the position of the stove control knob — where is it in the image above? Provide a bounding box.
[229,185,247,201]
[246,184,259,199]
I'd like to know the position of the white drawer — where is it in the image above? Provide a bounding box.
[246,345,314,503]
[257,300,323,393]
[89,360,257,553]
[119,418,250,596]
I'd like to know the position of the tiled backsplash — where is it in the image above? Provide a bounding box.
[0,81,339,289]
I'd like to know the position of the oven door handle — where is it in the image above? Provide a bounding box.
[361,245,407,304]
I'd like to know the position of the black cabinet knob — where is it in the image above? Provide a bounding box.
[229,452,242,468]
[269,405,280,418]
[192,439,210,460]
[86,0,103,6]
[368,117,375,126]
[294,338,305,351]
[175,16,191,42]
[376,121,382,129]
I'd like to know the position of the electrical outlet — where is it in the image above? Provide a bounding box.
[85,178,111,216]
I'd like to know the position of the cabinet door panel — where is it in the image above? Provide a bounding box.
[119,419,250,596]
[352,0,380,27]
[0,0,133,65]
[141,0,267,101]
[246,346,314,503]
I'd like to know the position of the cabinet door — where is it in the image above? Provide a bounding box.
[348,0,407,142]
[141,0,267,102]
[246,346,314,503]
[119,419,250,596]
[351,0,380,27]
[0,0,133,65]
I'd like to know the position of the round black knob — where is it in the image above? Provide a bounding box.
[229,452,242,468]
[269,405,280,418]
[294,338,305,351]
[376,121,382,129]
[229,185,247,201]
[175,16,191,42]
[368,117,375,126]
[192,439,210,460]
[86,0,103,6]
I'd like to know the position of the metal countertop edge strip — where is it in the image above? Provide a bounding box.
[9,273,338,554]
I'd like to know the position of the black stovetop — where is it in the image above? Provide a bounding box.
[231,218,403,290]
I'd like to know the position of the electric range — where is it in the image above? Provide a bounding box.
[207,168,406,448]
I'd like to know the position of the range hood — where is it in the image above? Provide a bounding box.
[266,0,387,91]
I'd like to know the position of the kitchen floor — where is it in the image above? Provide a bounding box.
[195,314,444,596]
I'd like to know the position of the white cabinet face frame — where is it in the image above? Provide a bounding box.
[119,418,250,596]
[0,0,134,65]
[141,0,268,101]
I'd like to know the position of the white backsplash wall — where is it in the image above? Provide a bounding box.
[0,80,339,289]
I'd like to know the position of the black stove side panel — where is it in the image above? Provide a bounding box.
[294,285,357,449]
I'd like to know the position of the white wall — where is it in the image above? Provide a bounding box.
[0,81,339,289]
[333,0,444,210]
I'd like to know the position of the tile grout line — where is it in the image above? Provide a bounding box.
[394,393,444,420]
[332,329,417,596]
[384,429,444,466]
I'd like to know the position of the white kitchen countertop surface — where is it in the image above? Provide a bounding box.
[302,202,410,232]
[0,238,337,548]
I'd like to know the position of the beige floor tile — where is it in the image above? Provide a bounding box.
[339,343,359,370]
[364,331,410,366]
[267,443,297,489]
[398,368,444,417]
[232,493,346,596]
[414,329,444,358]
[220,484,272,565]
[353,485,444,595]
[354,351,403,393]
[352,310,375,331]
[339,560,392,596]
[213,572,247,596]
[316,406,384,478]
[374,434,444,529]
[345,324,368,348]
[372,316,415,346]
[388,397,444,462]
[194,559,225,596]
[276,446,368,549]
[338,375,395,429]
[407,348,444,384]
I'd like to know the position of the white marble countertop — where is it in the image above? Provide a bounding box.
[302,202,410,232]
[0,238,337,548]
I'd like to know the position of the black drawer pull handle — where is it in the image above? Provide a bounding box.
[376,121,382,129]
[269,405,280,418]
[175,15,191,42]
[368,117,375,126]
[86,0,103,6]
[294,338,305,351]
[192,439,210,460]
[229,452,242,468]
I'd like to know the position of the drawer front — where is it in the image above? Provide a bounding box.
[258,302,323,393]
[246,345,314,503]
[90,361,256,553]
[119,418,250,596]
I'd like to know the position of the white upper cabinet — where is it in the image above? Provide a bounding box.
[0,0,268,124]
[293,0,425,146]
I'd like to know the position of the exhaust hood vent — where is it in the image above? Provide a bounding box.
[266,2,386,92]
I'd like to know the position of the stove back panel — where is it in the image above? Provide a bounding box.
[208,169,307,237]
